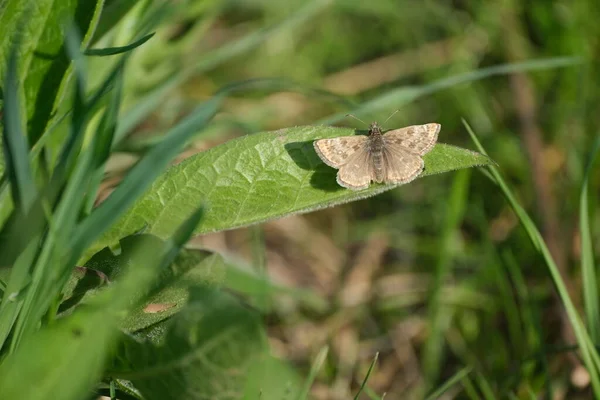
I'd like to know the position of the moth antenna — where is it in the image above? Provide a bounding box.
[346,114,368,126]
[383,110,400,125]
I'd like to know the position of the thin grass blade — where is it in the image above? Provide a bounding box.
[8,24,95,348]
[320,57,582,125]
[84,65,125,213]
[71,94,222,257]
[2,40,36,212]
[115,0,333,143]
[354,352,379,400]
[297,346,328,400]
[462,119,600,397]
[423,169,471,386]
[84,32,155,56]
[580,133,600,341]
[425,366,472,400]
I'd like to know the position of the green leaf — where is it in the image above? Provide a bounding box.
[121,252,224,332]
[47,22,90,194]
[580,133,600,341]
[90,125,493,255]
[84,32,155,56]
[114,0,333,143]
[0,303,120,400]
[423,170,471,386]
[58,266,109,315]
[111,286,268,400]
[354,353,379,400]
[72,94,222,258]
[83,57,125,213]
[0,203,207,400]
[0,0,105,144]
[224,260,328,313]
[91,0,144,44]
[72,235,226,331]
[0,231,163,399]
[242,354,303,400]
[425,366,472,400]
[7,25,97,346]
[318,56,582,125]
[1,39,37,212]
[298,346,328,400]
[463,119,600,398]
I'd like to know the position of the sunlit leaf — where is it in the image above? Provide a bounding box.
[90,125,493,256]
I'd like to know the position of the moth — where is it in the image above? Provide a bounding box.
[313,121,440,190]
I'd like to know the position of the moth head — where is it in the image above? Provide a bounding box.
[369,122,383,135]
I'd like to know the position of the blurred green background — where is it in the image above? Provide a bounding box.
[92,0,599,398]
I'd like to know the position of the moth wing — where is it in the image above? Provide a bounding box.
[383,123,440,156]
[313,135,368,168]
[382,144,424,185]
[336,147,373,190]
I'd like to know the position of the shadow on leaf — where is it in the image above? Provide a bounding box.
[284,140,345,192]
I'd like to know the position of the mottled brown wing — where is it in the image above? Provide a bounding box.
[383,123,440,156]
[313,135,368,168]
[336,147,373,190]
[381,144,425,185]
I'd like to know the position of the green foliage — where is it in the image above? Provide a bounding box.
[89,126,493,258]
[580,134,600,342]
[465,120,600,397]
[78,235,226,332]
[111,287,268,400]
[0,0,104,143]
[0,0,598,399]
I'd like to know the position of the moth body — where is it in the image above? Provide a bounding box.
[367,123,385,182]
[313,121,441,190]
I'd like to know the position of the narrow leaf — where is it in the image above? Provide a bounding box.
[0,205,210,400]
[2,41,36,212]
[463,119,600,397]
[89,125,493,257]
[84,32,155,56]
[48,23,89,188]
[70,235,225,332]
[297,346,328,400]
[111,286,268,400]
[580,133,600,341]
[423,169,470,386]
[354,353,379,400]
[425,366,472,400]
[114,0,333,143]
[319,57,582,125]
[91,0,140,43]
[84,61,126,213]
[72,95,222,257]
[0,0,104,144]
[0,304,120,400]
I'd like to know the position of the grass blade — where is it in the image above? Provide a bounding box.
[47,23,89,194]
[2,40,36,212]
[423,169,471,386]
[297,346,328,400]
[580,133,600,341]
[84,32,155,56]
[462,119,600,397]
[0,210,205,400]
[425,366,472,400]
[115,0,333,143]
[71,94,222,257]
[354,352,379,400]
[84,64,126,213]
[319,57,582,125]
[8,24,93,348]
[474,370,497,400]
